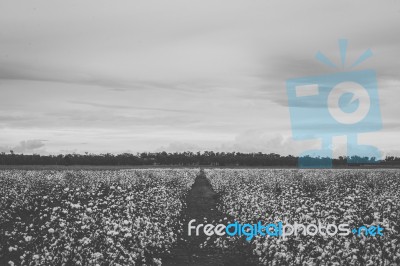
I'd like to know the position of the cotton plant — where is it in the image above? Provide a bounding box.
[0,169,197,266]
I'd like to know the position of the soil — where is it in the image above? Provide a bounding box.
[162,169,259,266]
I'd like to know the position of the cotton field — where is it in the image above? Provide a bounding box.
[1,168,400,266]
[207,169,400,266]
[0,169,197,266]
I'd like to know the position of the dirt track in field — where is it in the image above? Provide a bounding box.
[163,169,258,266]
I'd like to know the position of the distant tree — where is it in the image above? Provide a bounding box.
[0,150,397,167]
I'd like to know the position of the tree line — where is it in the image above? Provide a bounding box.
[1,151,400,167]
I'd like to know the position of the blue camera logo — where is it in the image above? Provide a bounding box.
[286,40,382,168]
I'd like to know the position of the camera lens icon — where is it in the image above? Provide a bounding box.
[328,81,371,125]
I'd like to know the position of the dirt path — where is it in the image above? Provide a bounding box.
[163,169,259,266]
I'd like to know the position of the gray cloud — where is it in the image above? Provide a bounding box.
[69,100,196,113]
[155,142,203,153]
[0,139,47,154]
[0,0,399,155]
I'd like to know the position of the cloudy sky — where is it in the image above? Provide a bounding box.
[0,0,400,156]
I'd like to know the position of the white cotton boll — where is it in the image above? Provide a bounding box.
[48,228,55,234]
[93,252,102,259]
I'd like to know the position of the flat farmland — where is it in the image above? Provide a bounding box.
[1,169,399,265]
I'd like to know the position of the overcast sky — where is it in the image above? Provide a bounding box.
[0,1,400,156]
